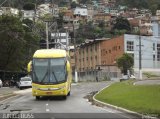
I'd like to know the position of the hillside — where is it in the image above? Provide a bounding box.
[0,0,69,9]
[1,0,160,14]
[116,0,160,14]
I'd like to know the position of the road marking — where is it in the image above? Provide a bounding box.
[46,103,48,106]
[46,109,50,112]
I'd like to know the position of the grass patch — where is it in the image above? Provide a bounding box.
[95,80,160,117]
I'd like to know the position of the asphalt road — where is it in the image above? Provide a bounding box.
[0,81,139,119]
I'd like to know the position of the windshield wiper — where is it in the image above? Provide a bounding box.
[40,71,48,83]
[33,71,39,82]
[52,71,58,83]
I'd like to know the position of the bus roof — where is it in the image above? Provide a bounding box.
[33,49,67,58]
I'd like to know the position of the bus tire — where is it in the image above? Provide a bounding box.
[36,96,40,100]
[67,85,71,96]
[63,95,67,100]
[67,91,70,96]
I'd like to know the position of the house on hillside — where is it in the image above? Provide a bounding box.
[21,10,35,20]
[0,7,19,16]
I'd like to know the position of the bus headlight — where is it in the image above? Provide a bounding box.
[59,85,65,89]
[32,86,39,90]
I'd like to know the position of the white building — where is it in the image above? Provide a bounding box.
[21,10,35,20]
[156,10,160,16]
[152,16,160,37]
[72,0,78,4]
[0,10,2,15]
[37,4,59,17]
[51,32,70,50]
[73,7,88,16]
[109,8,119,16]
[124,34,160,74]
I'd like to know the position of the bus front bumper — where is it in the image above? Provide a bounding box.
[32,87,68,96]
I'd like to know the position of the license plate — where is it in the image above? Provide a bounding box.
[46,92,52,95]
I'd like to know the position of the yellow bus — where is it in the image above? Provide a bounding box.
[30,49,72,100]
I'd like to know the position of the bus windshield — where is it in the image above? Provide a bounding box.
[32,58,66,84]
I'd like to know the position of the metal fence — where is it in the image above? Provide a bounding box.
[78,65,122,81]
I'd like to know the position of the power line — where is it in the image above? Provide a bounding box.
[0,0,8,7]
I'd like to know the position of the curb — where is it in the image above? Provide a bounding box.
[92,84,157,119]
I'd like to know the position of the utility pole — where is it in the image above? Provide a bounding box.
[34,0,37,23]
[66,28,69,50]
[139,30,142,80]
[73,24,78,83]
[46,22,49,49]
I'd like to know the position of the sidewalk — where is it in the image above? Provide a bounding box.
[0,87,18,95]
[134,79,160,85]
[0,87,18,101]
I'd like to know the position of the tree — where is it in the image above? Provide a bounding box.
[23,3,35,10]
[112,17,131,34]
[57,13,64,29]
[71,1,77,9]
[0,15,39,71]
[116,53,134,75]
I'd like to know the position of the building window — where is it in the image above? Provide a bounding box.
[90,47,92,52]
[153,55,155,61]
[127,41,134,51]
[157,44,160,61]
[95,45,97,51]
[70,56,74,59]
[153,43,155,51]
[86,47,88,52]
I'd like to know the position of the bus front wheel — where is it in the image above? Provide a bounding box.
[67,91,70,96]
[36,96,40,100]
[62,95,67,100]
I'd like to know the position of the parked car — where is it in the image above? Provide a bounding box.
[121,74,136,81]
[122,75,129,80]
[130,75,136,79]
[0,79,2,88]
[17,76,32,89]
